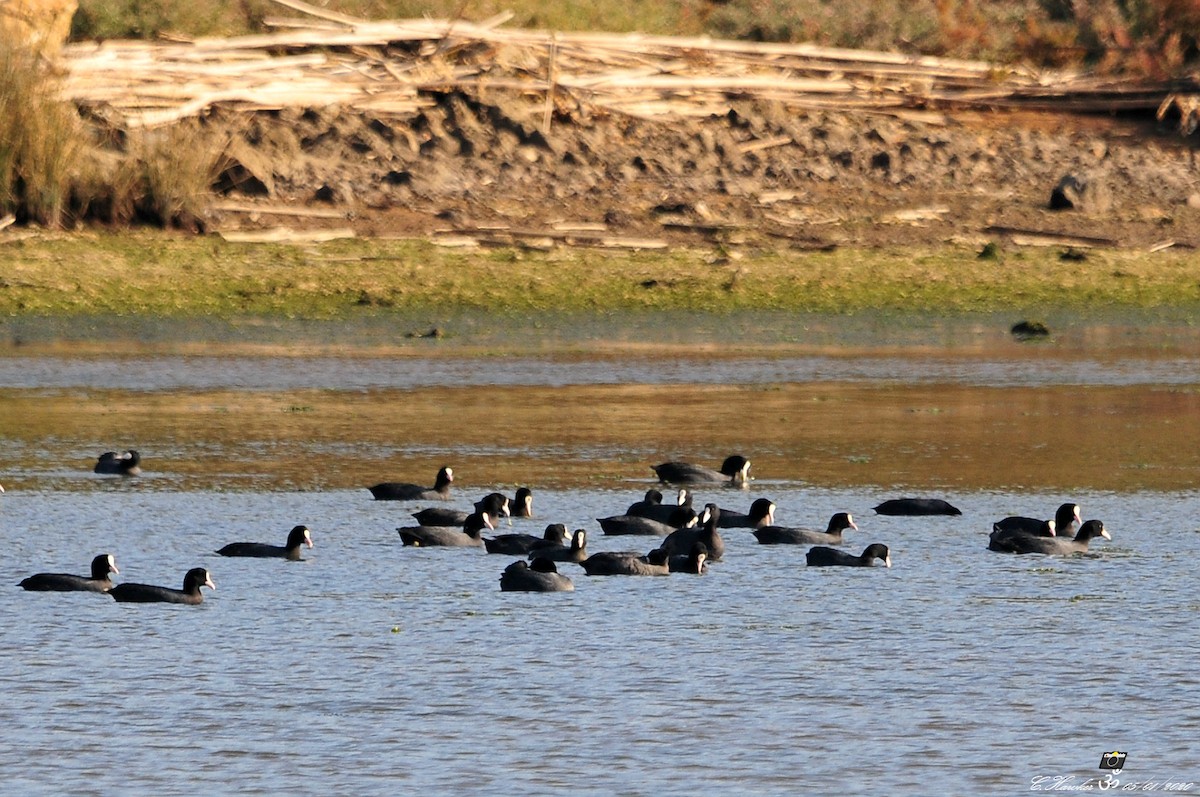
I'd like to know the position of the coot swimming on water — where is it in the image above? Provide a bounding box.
[19,554,119,593]
[369,466,453,501]
[806,543,892,568]
[109,568,215,605]
[216,525,313,560]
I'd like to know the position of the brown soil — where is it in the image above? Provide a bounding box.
[206,89,1200,249]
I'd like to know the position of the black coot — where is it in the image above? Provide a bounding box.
[661,504,724,561]
[94,450,141,475]
[216,525,313,560]
[530,529,588,563]
[988,519,1110,555]
[19,554,119,592]
[652,455,750,486]
[411,492,509,527]
[873,498,961,516]
[110,568,215,604]
[369,466,453,501]
[581,548,671,576]
[484,523,567,555]
[397,511,493,547]
[667,542,709,574]
[754,512,857,546]
[993,502,1081,538]
[806,543,892,567]
[499,558,575,592]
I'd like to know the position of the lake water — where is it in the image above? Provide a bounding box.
[2,341,1200,795]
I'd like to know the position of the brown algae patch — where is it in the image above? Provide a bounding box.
[4,381,1199,492]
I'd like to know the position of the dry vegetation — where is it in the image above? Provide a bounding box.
[3,0,1199,247]
[0,40,81,226]
[69,0,1200,75]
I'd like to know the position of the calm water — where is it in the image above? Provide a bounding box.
[2,347,1200,795]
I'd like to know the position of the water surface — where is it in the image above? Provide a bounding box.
[2,487,1197,796]
[2,337,1199,794]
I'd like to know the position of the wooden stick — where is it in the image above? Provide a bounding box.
[218,227,357,243]
[543,33,558,134]
[212,201,348,219]
[266,0,364,27]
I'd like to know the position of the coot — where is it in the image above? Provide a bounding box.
[530,529,588,563]
[110,568,215,604]
[652,455,750,486]
[581,548,671,576]
[499,558,575,592]
[806,543,892,568]
[597,506,696,536]
[754,512,857,546]
[510,487,534,519]
[988,518,1110,555]
[19,554,119,593]
[94,450,141,476]
[397,511,493,547]
[873,498,961,516]
[369,466,453,501]
[216,525,313,560]
[993,502,1081,538]
[411,492,509,527]
[667,542,708,574]
[715,497,776,529]
[484,523,567,555]
[661,504,724,561]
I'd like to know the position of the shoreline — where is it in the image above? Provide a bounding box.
[4,231,1200,358]
[6,308,1200,360]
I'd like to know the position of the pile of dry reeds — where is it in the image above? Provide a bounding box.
[58,0,1199,131]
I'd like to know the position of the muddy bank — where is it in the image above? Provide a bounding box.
[208,91,1200,249]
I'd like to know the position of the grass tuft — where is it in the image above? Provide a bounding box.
[0,32,83,227]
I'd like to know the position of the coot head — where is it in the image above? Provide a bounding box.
[287,525,314,550]
[92,554,120,579]
[863,543,892,567]
[720,455,751,481]
[1076,519,1110,542]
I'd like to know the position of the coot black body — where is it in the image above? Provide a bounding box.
[397,511,493,547]
[873,498,961,516]
[667,542,708,574]
[499,558,574,592]
[94,450,141,476]
[652,455,750,486]
[993,503,1081,538]
[109,568,215,604]
[806,543,892,568]
[411,492,509,527]
[988,519,1110,555]
[369,466,453,501]
[530,529,588,563]
[484,523,567,555]
[597,510,693,537]
[754,512,857,546]
[216,525,313,560]
[581,548,671,576]
[19,554,119,593]
[660,504,724,561]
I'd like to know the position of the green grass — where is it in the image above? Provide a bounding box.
[3,231,1199,320]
